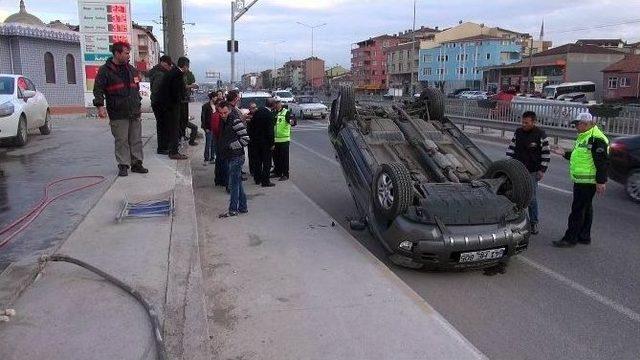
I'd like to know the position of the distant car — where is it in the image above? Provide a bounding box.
[289,95,328,119]
[139,81,152,113]
[272,90,295,104]
[239,91,271,116]
[447,88,471,98]
[608,135,640,203]
[0,74,51,146]
[459,91,488,100]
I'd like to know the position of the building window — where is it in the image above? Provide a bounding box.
[44,52,56,84]
[620,77,629,87]
[502,40,510,46]
[486,53,491,60]
[423,68,432,76]
[399,63,403,71]
[423,54,432,62]
[66,54,76,84]
[608,77,618,89]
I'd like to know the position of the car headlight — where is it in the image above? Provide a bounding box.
[0,101,15,117]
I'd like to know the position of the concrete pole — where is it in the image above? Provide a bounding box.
[162,0,184,59]
[230,1,236,83]
[411,0,417,96]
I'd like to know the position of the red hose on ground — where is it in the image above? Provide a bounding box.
[0,176,106,248]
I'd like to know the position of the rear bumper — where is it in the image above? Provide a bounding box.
[380,215,530,269]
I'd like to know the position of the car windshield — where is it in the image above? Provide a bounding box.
[0,77,14,95]
[298,97,321,104]
[275,91,293,98]
[240,96,268,108]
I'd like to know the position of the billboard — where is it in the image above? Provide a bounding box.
[78,0,132,106]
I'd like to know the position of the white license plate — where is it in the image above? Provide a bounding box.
[312,113,321,117]
[459,248,505,263]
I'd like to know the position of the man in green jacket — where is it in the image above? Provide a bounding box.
[93,41,148,177]
[552,112,609,248]
[272,102,296,181]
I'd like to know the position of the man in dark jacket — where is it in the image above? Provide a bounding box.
[218,95,250,218]
[181,70,199,146]
[148,55,172,155]
[93,41,147,177]
[251,98,276,187]
[201,92,217,164]
[506,111,550,234]
[157,56,190,160]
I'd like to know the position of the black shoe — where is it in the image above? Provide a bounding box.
[118,165,128,177]
[157,149,169,155]
[169,153,189,160]
[552,239,576,248]
[131,163,149,174]
[218,211,238,218]
[270,173,280,179]
[279,176,289,181]
[189,141,199,146]
[577,239,591,245]
[262,182,276,187]
[530,223,539,235]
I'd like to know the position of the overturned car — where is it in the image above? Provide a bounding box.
[329,86,533,270]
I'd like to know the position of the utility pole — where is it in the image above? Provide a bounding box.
[230,0,259,84]
[162,0,184,59]
[296,22,327,57]
[410,0,417,96]
[269,40,286,89]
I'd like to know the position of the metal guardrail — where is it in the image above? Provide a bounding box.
[444,99,640,139]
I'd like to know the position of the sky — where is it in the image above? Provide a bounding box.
[1,0,640,82]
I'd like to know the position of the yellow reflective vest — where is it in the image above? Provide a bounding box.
[569,125,609,184]
[274,108,292,143]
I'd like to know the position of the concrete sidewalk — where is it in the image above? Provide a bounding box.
[0,126,209,360]
[192,153,486,360]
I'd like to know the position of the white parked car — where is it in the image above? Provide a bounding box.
[0,74,51,146]
[289,95,328,119]
[239,91,272,116]
[459,90,488,100]
[272,90,295,104]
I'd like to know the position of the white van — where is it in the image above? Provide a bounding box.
[542,81,596,102]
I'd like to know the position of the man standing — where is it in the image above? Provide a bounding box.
[272,102,296,181]
[201,92,216,165]
[218,100,250,218]
[551,112,609,248]
[181,69,199,146]
[506,111,550,234]
[251,99,276,187]
[93,41,148,177]
[246,102,259,178]
[158,56,190,160]
[212,100,228,187]
[148,55,172,155]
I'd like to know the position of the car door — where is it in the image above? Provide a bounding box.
[16,77,36,128]
[25,77,47,127]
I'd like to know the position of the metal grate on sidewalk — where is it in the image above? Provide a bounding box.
[116,191,175,223]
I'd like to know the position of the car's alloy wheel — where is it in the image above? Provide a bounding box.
[15,116,27,146]
[377,173,395,210]
[39,111,52,135]
[627,171,640,203]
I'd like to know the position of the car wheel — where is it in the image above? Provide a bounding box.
[299,111,304,120]
[338,85,356,122]
[484,158,533,209]
[626,170,640,203]
[14,115,28,147]
[321,113,327,120]
[372,162,413,222]
[39,111,52,135]
[419,87,445,120]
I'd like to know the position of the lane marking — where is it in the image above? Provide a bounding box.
[539,183,572,195]
[519,256,640,323]
[293,137,640,324]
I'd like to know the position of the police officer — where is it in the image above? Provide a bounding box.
[93,41,148,177]
[272,102,296,181]
[551,112,609,248]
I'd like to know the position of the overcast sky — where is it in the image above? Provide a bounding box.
[1,0,640,81]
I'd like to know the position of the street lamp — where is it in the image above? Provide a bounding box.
[230,0,259,84]
[269,40,286,89]
[296,21,327,57]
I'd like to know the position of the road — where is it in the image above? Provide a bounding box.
[288,119,640,360]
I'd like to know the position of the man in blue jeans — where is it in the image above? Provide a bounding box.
[200,92,217,165]
[218,93,250,217]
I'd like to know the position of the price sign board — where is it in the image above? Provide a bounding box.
[78,0,132,106]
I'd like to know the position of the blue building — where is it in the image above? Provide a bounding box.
[418,35,521,93]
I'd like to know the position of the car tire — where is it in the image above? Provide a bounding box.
[626,170,640,203]
[484,158,533,209]
[338,85,356,122]
[372,162,413,222]
[419,87,445,120]
[14,115,28,147]
[39,111,52,135]
[299,111,304,120]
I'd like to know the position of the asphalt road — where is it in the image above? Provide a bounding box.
[288,119,640,360]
